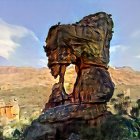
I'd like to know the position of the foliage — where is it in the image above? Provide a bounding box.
[80,115,140,140]
[110,93,131,115]
[0,119,32,140]
[81,93,140,140]
[110,93,140,118]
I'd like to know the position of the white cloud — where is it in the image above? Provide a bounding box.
[135,55,140,58]
[110,43,140,71]
[39,58,48,67]
[0,18,39,59]
[131,30,140,39]
[110,44,127,53]
[0,18,43,67]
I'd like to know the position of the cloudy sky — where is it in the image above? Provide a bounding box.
[0,0,140,70]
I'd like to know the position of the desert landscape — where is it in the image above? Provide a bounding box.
[0,0,140,139]
[0,65,140,139]
[0,66,140,116]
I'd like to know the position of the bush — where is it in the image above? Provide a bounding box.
[80,115,140,140]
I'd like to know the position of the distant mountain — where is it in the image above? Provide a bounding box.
[0,66,140,90]
[0,66,57,90]
[108,67,140,85]
[114,66,134,72]
[0,56,10,65]
[0,66,140,112]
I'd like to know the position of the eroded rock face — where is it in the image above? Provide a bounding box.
[22,104,111,140]
[22,12,114,140]
[44,12,114,105]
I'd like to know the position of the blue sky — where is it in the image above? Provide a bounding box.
[0,0,140,70]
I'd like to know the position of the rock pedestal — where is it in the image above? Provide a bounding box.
[22,12,114,140]
[23,103,112,140]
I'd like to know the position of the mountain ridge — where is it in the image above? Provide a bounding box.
[0,66,140,91]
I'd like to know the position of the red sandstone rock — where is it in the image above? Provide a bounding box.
[23,12,115,140]
[44,12,114,108]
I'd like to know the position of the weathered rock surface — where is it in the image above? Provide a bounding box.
[22,12,114,140]
[44,12,114,105]
[22,104,111,140]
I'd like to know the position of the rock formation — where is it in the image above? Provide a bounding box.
[0,97,20,125]
[23,12,114,140]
